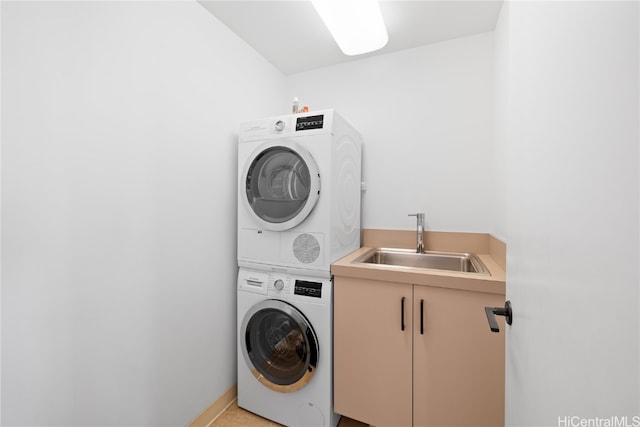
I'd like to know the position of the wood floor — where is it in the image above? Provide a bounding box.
[211,401,367,427]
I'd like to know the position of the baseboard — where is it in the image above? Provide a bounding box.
[188,384,237,427]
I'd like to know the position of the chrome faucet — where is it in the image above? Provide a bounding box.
[408,213,425,253]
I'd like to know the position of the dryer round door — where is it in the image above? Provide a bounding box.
[242,141,320,231]
[241,299,319,393]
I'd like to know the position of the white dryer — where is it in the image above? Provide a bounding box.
[237,109,362,278]
[237,268,340,427]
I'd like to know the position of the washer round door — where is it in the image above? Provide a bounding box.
[242,141,320,231]
[241,299,319,393]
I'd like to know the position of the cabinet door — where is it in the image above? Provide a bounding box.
[413,285,505,427]
[334,277,413,427]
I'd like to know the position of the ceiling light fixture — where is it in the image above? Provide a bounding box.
[310,0,389,56]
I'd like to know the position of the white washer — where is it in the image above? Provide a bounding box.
[238,109,362,278]
[237,268,340,427]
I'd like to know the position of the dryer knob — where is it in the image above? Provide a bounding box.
[274,120,285,132]
[274,279,284,291]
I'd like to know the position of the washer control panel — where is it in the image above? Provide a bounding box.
[266,274,325,300]
[273,279,285,291]
[239,268,331,302]
[267,276,294,295]
[293,280,322,298]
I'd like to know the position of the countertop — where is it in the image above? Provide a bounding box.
[331,230,506,296]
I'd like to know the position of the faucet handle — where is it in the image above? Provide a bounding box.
[408,212,425,222]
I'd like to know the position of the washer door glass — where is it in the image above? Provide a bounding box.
[242,300,318,393]
[245,144,320,231]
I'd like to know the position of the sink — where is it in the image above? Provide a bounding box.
[354,248,490,274]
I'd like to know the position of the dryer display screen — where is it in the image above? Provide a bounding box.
[295,115,324,131]
[294,280,322,298]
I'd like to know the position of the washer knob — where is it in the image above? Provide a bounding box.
[274,120,285,132]
[274,279,285,291]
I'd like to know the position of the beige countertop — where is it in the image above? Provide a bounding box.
[331,230,506,296]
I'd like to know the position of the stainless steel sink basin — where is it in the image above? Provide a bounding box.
[354,248,490,274]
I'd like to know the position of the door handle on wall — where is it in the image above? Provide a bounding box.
[484,300,513,333]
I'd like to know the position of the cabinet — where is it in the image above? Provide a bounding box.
[334,276,505,427]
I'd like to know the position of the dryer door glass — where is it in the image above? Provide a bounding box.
[242,300,318,392]
[246,147,314,224]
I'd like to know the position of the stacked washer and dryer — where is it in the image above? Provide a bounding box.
[236,110,362,427]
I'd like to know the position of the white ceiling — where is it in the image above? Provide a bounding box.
[198,0,504,75]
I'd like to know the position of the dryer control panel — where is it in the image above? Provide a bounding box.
[238,109,335,142]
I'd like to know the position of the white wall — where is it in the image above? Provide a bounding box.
[1,2,285,425]
[287,33,495,233]
[497,1,639,424]
[491,2,509,243]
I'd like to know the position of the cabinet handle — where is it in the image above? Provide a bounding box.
[420,299,425,335]
[401,297,405,331]
[484,300,513,333]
